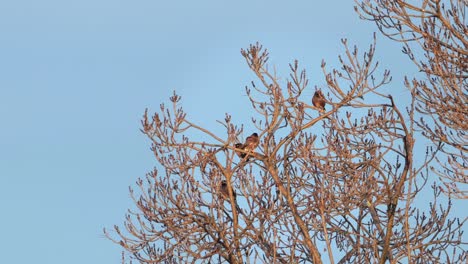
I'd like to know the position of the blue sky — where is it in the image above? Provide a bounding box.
[0,1,463,263]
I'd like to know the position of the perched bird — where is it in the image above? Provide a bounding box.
[234,143,247,159]
[234,133,259,161]
[312,90,326,111]
[244,133,259,151]
[220,180,236,201]
[219,180,243,215]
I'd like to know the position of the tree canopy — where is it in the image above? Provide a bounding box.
[105,1,467,263]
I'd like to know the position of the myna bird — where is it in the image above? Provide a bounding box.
[234,143,247,159]
[244,133,259,151]
[220,180,236,201]
[234,133,259,161]
[312,90,326,111]
[219,180,243,215]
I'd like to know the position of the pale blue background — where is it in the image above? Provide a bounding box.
[0,1,463,263]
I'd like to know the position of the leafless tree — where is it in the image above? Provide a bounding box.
[104,37,466,263]
[355,0,467,198]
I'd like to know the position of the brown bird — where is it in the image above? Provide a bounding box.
[244,133,259,151]
[312,90,326,111]
[220,180,236,201]
[219,180,243,215]
[234,133,259,161]
[234,143,247,159]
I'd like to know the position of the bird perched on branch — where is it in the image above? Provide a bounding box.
[234,143,247,159]
[220,180,236,201]
[312,90,326,111]
[219,180,243,215]
[244,132,259,151]
[234,133,259,161]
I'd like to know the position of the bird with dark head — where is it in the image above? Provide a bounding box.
[244,133,259,151]
[220,180,236,201]
[234,133,259,161]
[234,143,247,159]
[219,180,243,215]
[312,90,326,111]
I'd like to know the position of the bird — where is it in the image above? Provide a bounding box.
[234,133,259,161]
[244,133,259,152]
[234,143,247,159]
[219,180,243,215]
[220,180,236,201]
[312,90,326,111]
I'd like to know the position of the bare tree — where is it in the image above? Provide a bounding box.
[355,0,467,198]
[104,37,466,263]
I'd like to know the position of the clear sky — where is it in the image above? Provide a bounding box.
[0,1,463,263]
